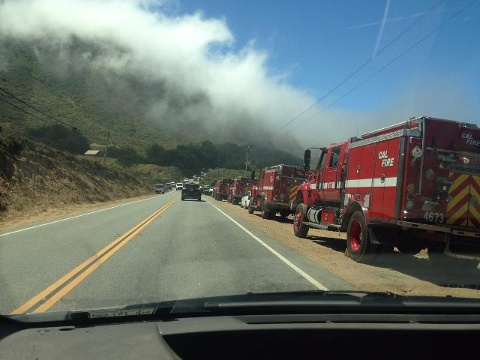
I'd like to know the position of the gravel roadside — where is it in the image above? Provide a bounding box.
[208,197,480,299]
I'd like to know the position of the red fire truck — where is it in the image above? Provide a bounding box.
[212,178,232,201]
[293,116,480,263]
[228,176,254,205]
[249,164,306,219]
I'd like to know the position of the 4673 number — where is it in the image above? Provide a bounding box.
[423,212,444,223]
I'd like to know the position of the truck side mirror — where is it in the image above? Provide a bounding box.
[304,149,311,171]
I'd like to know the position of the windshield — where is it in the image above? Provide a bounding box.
[0,0,479,317]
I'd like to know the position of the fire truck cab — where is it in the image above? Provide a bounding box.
[293,116,480,263]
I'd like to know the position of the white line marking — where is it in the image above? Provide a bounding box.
[0,195,165,237]
[207,200,328,291]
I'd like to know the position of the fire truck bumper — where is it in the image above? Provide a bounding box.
[397,220,480,237]
[397,221,480,262]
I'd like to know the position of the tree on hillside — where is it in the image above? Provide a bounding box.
[146,144,167,165]
[197,140,218,169]
[109,147,144,167]
[27,124,90,154]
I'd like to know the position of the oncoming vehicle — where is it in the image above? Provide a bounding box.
[154,183,165,194]
[181,183,202,201]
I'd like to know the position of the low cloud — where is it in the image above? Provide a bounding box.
[0,0,475,155]
[0,0,318,153]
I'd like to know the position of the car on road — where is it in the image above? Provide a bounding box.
[202,184,211,195]
[154,183,165,194]
[181,183,202,201]
[241,195,250,209]
[175,182,184,191]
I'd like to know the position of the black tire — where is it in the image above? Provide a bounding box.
[198,196,201,201]
[248,200,254,214]
[181,196,185,201]
[346,211,377,263]
[280,209,290,219]
[293,204,309,238]
[261,201,271,219]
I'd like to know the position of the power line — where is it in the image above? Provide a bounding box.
[273,0,447,135]
[286,0,479,134]
[0,85,75,129]
[0,85,107,142]
[0,94,57,125]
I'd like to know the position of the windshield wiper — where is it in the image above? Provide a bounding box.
[6,291,480,326]
[199,291,480,315]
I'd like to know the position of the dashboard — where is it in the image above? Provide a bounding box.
[2,312,480,359]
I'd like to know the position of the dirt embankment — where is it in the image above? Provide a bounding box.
[0,136,151,226]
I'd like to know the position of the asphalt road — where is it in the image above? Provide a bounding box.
[0,191,353,314]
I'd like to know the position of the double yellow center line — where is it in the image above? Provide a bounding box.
[11,198,177,315]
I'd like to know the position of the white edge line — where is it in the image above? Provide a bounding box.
[207,200,328,291]
[0,195,165,237]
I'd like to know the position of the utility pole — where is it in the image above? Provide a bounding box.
[104,131,110,162]
[244,144,251,176]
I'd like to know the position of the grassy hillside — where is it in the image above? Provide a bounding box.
[0,38,303,219]
[0,38,177,149]
[0,39,302,168]
[0,135,154,223]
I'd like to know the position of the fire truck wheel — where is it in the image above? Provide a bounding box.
[261,207,272,220]
[346,211,376,262]
[280,210,290,219]
[248,201,254,214]
[293,204,309,238]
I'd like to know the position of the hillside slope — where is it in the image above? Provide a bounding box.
[0,136,152,225]
[0,39,303,156]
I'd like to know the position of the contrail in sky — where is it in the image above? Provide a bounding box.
[347,4,461,30]
[373,0,390,58]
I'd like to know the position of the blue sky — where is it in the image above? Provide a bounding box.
[175,0,480,130]
[0,0,478,148]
